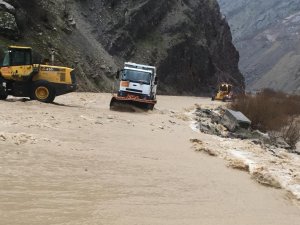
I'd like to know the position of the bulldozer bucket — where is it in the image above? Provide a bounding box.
[110,96,155,111]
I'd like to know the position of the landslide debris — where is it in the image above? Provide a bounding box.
[193,106,297,154]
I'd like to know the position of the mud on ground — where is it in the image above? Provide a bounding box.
[0,93,300,225]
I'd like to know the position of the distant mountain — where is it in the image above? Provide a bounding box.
[218,0,300,94]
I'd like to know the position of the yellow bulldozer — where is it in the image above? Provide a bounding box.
[0,46,77,103]
[211,83,234,102]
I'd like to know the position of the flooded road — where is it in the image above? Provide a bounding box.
[0,93,300,225]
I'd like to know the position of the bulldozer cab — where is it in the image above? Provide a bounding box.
[212,83,234,101]
[219,83,232,93]
[0,46,34,81]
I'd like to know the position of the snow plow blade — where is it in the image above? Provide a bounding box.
[110,95,156,111]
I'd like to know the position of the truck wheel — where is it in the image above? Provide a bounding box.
[0,93,8,100]
[32,81,55,103]
[0,86,8,100]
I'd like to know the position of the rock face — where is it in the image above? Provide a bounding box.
[218,0,300,94]
[0,0,19,39]
[0,0,244,94]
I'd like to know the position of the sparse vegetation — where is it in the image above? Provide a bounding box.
[281,117,300,149]
[230,89,300,149]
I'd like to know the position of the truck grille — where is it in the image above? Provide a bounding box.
[126,88,142,93]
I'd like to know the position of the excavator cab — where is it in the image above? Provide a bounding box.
[1,46,34,81]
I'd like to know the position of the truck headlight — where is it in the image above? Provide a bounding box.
[120,81,129,87]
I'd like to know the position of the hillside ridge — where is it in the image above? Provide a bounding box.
[0,0,244,94]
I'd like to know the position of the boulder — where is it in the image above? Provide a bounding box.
[275,137,291,150]
[0,10,19,38]
[252,130,270,141]
[221,109,251,132]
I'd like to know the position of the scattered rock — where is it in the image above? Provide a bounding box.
[107,115,115,119]
[62,26,72,34]
[0,10,19,38]
[0,133,37,145]
[168,120,176,124]
[0,134,6,141]
[251,130,270,142]
[193,107,294,154]
[190,138,203,144]
[275,137,291,149]
[220,109,251,132]
[292,149,300,156]
[211,110,222,123]
[251,139,262,145]
[67,16,76,28]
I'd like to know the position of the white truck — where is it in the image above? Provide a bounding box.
[110,62,158,110]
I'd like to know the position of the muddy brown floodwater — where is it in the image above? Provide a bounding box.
[0,93,300,225]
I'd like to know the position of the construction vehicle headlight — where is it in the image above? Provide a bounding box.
[120,81,129,87]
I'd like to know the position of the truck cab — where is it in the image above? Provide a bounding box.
[118,62,157,100]
[110,62,158,110]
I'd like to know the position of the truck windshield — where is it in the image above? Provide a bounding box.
[1,49,32,66]
[2,51,10,66]
[122,69,151,84]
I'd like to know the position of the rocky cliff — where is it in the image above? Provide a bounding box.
[218,0,300,94]
[0,0,244,95]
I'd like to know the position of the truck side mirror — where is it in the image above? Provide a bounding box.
[154,76,158,85]
[116,70,120,79]
[116,69,124,79]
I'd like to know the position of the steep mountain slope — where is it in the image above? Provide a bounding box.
[0,0,244,95]
[218,0,300,93]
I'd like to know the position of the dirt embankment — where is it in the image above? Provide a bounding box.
[0,93,300,225]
